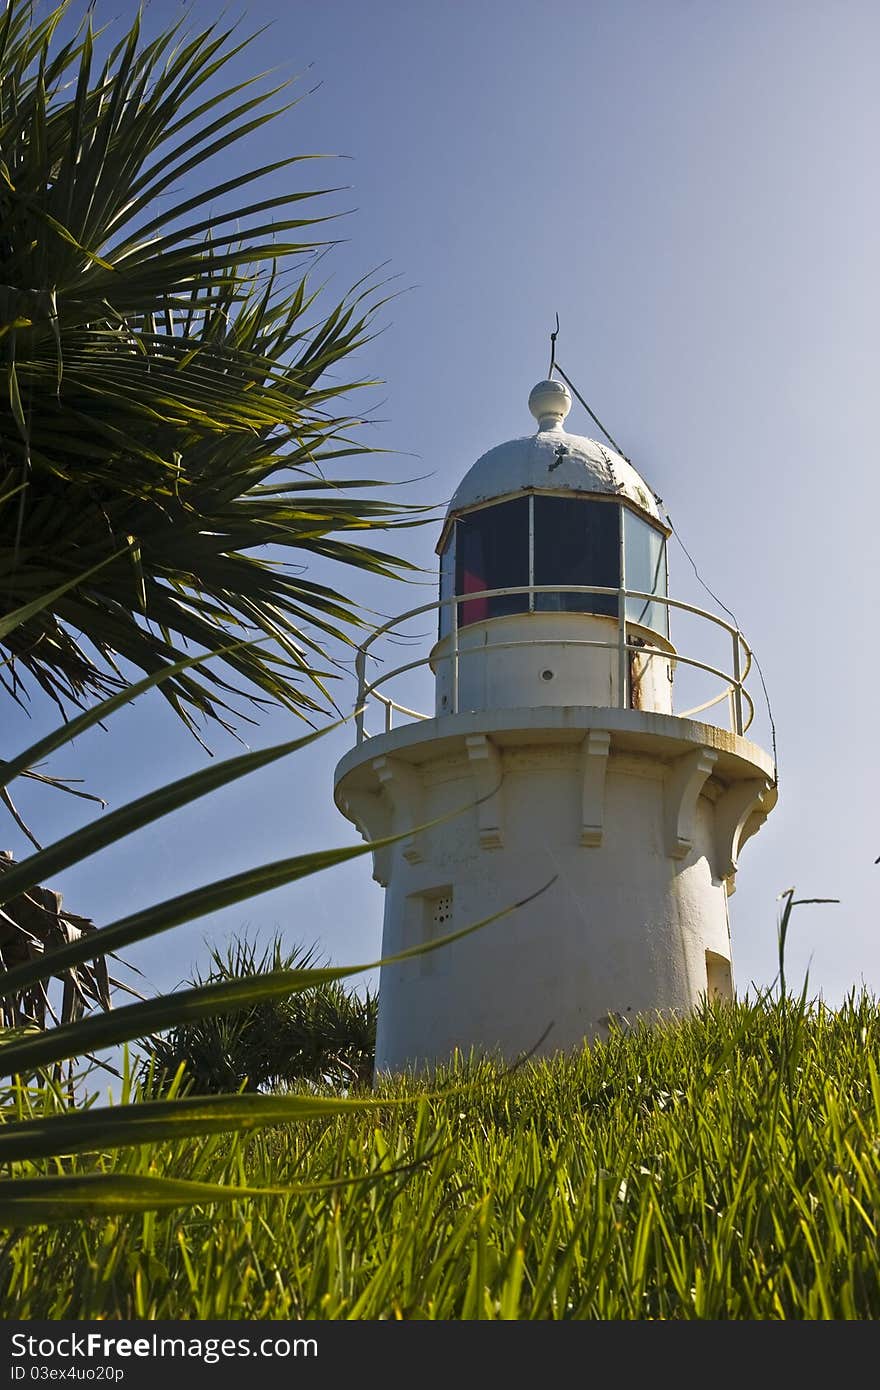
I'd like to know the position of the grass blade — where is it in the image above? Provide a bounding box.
[0,1091,396,1162]
[0,1170,380,1225]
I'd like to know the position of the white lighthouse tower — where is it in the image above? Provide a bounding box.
[334,377,776,1072]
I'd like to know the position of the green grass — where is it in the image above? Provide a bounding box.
[3,991,880,1319]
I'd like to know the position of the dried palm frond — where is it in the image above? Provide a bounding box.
[0,849,109,1031]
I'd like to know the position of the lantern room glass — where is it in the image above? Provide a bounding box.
[624,510,669,637]
[439,495,669,639]
[532,495,618,616]
[455,497,530,627]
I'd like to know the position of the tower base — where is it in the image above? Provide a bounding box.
[334,708,776,1073]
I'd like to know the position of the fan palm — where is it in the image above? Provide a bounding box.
[0,1,420,736]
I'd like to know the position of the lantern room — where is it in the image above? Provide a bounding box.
[432,379,675,717]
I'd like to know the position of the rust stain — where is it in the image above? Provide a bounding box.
[628,635,647,710]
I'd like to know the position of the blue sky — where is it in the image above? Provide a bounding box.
[8,0,879,1016]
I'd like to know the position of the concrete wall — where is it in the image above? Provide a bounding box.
[370,746,724,1070]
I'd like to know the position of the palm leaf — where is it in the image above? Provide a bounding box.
[0,1169,408,1225]
[0,1091,395,1162]
[0,721,345,904]
[0,886,552,1075]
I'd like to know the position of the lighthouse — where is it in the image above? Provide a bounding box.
[334,377,776,1072]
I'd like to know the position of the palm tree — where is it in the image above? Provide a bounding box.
[0,1,423,1034]
[142,937,377,1093]
[0,1,420,738]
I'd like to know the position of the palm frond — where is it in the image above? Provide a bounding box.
[0,2,424,732]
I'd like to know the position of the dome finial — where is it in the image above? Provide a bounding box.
[528,378,571,431]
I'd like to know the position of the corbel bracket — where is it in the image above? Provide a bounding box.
[715,777,775,889]
[372,755,424,865]
[465,734,504,849]
[580,730,611,847]
[340,788,392,886]
[664,747,718,860]
[715,777,772,880]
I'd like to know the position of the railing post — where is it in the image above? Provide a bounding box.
[451,592,460,715]
[617,510,629,709]
[355,648,366,745]
[618,589,629,709]
[731,632,744,736]
[385,700,392,734]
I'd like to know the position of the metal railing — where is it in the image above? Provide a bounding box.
[353,584,755,744]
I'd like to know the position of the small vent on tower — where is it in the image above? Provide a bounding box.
[407,886,454,977]
[433,893,453,932]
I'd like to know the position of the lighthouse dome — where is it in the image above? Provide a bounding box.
[445,379,663,525]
